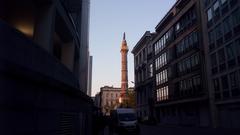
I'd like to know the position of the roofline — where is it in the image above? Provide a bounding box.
[131,31,152,54]
[155,0,181,31]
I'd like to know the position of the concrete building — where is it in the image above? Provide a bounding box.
[99,86,122,115]
[94,92,101,108]
[132,31,156,120]
[99,86,134,115]
[0,0,92,134]
[132,0,240,128]
[200,0,240,128]
[152,0,211,127]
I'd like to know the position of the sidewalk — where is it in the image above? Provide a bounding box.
[140,124,240,135]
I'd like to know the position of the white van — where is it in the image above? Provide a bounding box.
[110,108,140,134]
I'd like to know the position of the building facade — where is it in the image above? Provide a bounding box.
[0,0,92,134]
[99,86,134,115]
[132,31,156,120]
[132,0,240,128]
[94,92,101,108]
[201,0,240,128]
[152,0,210,127]
[99,86,122,115]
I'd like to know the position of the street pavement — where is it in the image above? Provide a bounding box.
[101,124,240,135]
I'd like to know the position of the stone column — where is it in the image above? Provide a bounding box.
[120,33,129,98]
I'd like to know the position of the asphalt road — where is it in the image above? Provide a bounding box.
[139,124,240,135]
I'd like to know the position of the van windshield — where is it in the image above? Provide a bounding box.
[118,113,137,121]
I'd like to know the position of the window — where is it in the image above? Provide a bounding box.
[232,8,240,27]
[155,52,167,70]
[210,53,218,67]
[213,1,220,11]
[177,53,200,74]
[213,78,220,92]
[218,49,226,63]
[193,32,198,44]
[223,17,232,34]
[207,8,213,21]
[156,69,168,86]
[213,1,220,19]
[176,31,198,55]
[204,0,210,8]
[176,22,180,32]
[226,43,235,60]
[192,53,200,67]
[209,30,215,45]
[186,59,191,70]
[179,76,201,93]
[157,86,169,101]
[221,0,227,4]
[189,33,193,46]
[235,39,240,58]
[154,28,173,55]
[149,64,153,77]
[221,75,229,90]
[193,76,201,86]
[230,72,238,88]
[215,24,223,39]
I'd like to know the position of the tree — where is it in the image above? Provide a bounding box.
[121,90,136,108]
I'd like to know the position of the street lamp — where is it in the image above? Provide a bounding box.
[119,97,122,104]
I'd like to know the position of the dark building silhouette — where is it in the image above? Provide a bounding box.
[132,31,156,120]
[0,0,92,134]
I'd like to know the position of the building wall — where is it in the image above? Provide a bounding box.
[0,0,93,134]
[78,0,91,94]
[132,0,240,128]
[200,0,240,128]
[132,31,155,120]
[152,0,211,127]
[87,56,93,96]
[99,86,134,115]
[100,86,122,115]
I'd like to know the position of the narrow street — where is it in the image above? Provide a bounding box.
[102,124,240,135]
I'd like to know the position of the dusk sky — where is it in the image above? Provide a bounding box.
[90,0,176,96]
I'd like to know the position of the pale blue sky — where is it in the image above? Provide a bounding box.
[90,0,176,96]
